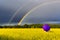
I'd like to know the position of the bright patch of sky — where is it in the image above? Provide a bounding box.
[21,2,60,25]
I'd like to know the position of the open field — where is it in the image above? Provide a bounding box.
[0,28,60,40]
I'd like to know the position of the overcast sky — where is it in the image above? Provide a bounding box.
[0,0,60,25]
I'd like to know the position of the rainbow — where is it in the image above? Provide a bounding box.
[18,0,60,25]
[8,1,44,24]
[8,3,32,24]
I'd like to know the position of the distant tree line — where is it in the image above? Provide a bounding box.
[0,24,60,28]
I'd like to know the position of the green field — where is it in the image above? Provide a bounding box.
[0,28,60,40]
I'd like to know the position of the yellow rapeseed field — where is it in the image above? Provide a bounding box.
[0,28,60,40]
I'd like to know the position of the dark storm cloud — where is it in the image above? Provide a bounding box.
[0,7,14,23]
